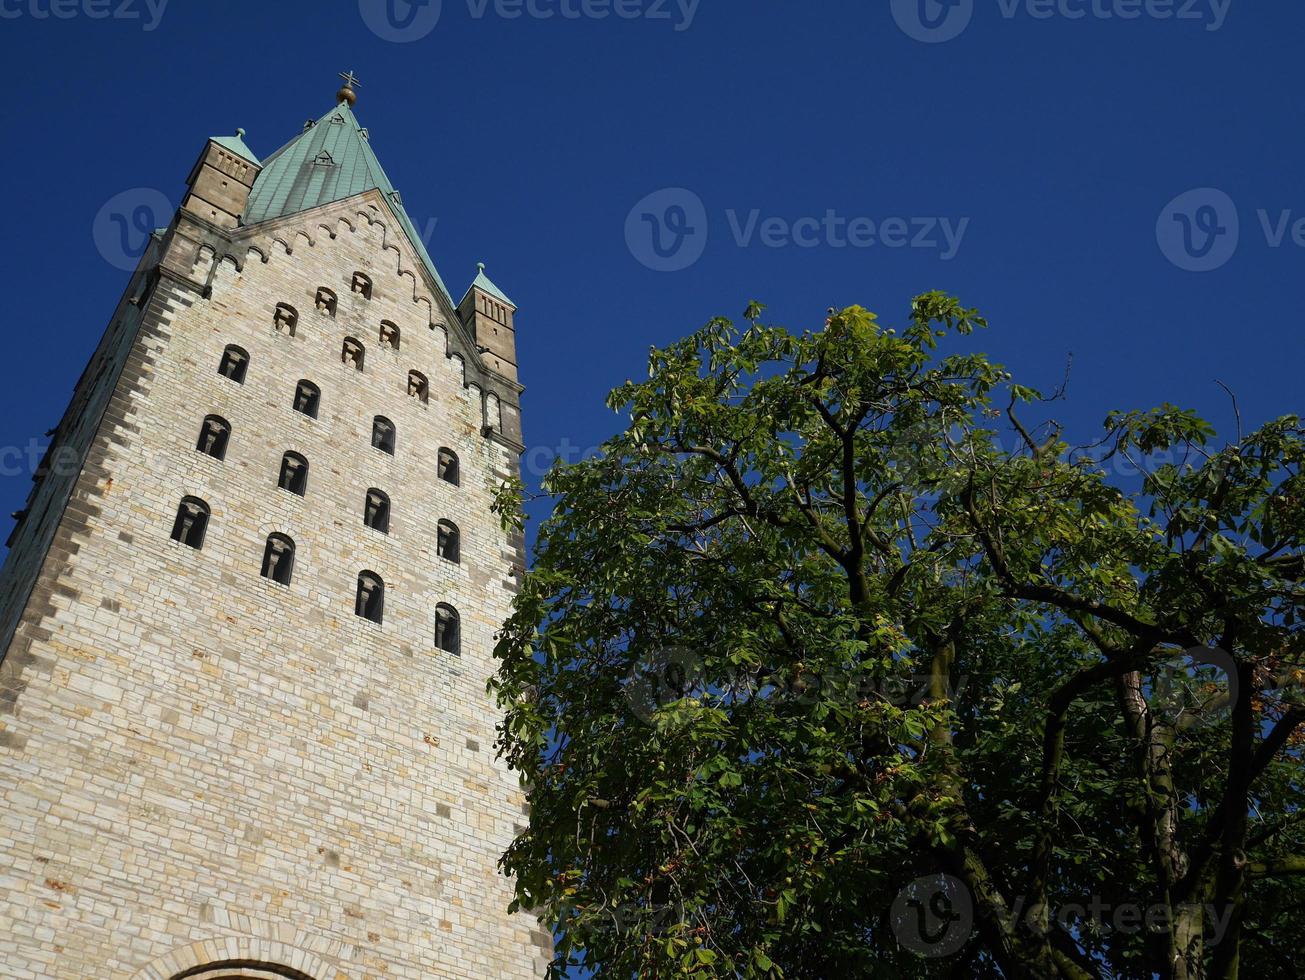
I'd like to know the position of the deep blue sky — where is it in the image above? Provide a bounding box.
[0,0,1301,540]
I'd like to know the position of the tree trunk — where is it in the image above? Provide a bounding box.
[1171,902,1207,980]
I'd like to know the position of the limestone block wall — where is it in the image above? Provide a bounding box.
[0,243,162,689]
[0,198,546,979]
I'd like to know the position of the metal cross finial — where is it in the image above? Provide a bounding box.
[336,71,362,107]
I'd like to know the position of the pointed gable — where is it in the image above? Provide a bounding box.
[241,102,454,305]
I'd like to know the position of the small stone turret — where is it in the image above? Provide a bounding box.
[181,129,261,228]
[459,262,519,382]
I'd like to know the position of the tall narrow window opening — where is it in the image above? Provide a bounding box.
[218,345,248,383]
[437,448,459,486]
[278,452,308,496]
[196,415,231,460]
[274,303,298,336]
[293,380,320,419]
[372,416,395,455]
[342,337,365,371]
[437,520,460,563]
[356,571,384,623]
[260,534,295,585]
[407,371,429,404]
[315,287,338,316]
[171,497,210,549]
[364,488,391,533]
[435,604,460,655]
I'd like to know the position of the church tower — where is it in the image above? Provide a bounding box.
[0,76,547,979]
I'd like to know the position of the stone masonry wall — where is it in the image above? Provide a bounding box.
[0,197,547,979]
[0,244,161,695]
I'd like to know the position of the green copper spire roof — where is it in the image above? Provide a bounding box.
[242,102,454,305]
[465,261,514,307]
[211,128,259,165]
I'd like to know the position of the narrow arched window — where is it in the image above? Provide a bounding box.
[293,380,320,419]
[356,571,384,623]
[218,345,248,383]
[277,452,308,496]
[364,488,390,533]
[408,370,429,404]
[274,303,298,336]
[260,533,295,585]
[435,603,460,655]
[170,496,209,549]
[372,416,395,455]
[437,448,459,486]
[437,520,460,563]
[315,287,338,316]
[196,415,230,461]
[351,271,373,298]
[342,337,365,371]
[379,320,400,350]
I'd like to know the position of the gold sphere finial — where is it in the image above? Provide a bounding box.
[337,70,361,106]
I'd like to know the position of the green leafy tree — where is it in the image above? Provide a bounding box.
[491,295,1305,978]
